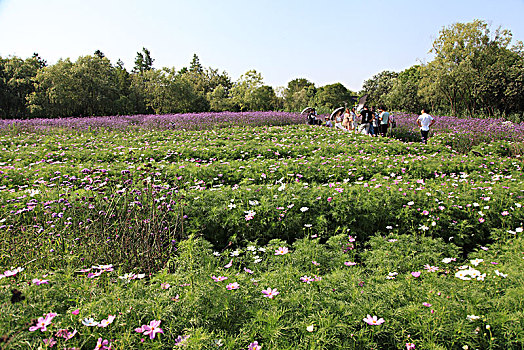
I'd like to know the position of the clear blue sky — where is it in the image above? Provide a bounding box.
[1,0,523,91]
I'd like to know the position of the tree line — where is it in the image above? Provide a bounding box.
[0,47,355,119]
[0,20,523,120]
[361,20,524,120]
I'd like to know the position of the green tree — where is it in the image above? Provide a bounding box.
[385,66,423,113]
[0,55,42,118]
[250,85,278,111]
[137,68,208,114]
[313,83,353,111]
[133,47,154,73]
[230,70,264,111]
[114,59,134,115]
[28,56,120,117]
[361,70,398,108]
[207,84,236,112]
[419,19,522,116]
[283,78,316,111]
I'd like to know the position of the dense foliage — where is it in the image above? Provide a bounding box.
[363,20,524,119]
[0,112,523,349]
[2,20,522,120]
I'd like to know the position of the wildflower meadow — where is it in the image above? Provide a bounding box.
[1,112,523,349]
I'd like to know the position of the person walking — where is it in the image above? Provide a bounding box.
[417,108,435,144]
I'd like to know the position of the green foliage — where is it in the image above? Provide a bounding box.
[313,83,354,111]
[361,70,398,108]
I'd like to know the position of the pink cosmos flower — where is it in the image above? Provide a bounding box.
[248,341,262,350]
[136,320,164,340]
[161,282,171,289]
[327,197,333,202]
[501,211,509,216]
[261,287,279,299]
[300,275,314,283]
[275,247,289,255]
[363,314,385,326]
[29,312,57,332]
[411,271,421,278]
[224,259,233,268]
[424,264,439,272]
[98,315,115,328]
[55,328,77,340]
[422,302,432,307]
[312,261,320,266]
[43,338,57,347]
[32,278,49,285]
[72,309,80,315]
[212,275,228,282]
[244,267,254,274]
[94,337,111,350]
[226,282,240,290]
[406,342,416,350]
[87,271,103,278]
[344,261,357,266]
[478,218,485,223]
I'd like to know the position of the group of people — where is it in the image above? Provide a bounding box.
[306,107,435,143]
[307,106,395,137]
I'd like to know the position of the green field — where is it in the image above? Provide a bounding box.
[1,123,523,349]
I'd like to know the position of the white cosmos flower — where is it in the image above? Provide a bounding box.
[467,315,480,322]
[300,207,309,212]
[470,258,484,266]
[455,270,471,280]
[494,270,508,278]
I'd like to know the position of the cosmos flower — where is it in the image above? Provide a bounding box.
[363,315,385,325]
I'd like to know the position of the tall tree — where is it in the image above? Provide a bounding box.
[419,20,520,116]
[133,47,154,73]
[230,70,264,111]
[283,78,316,111]
[0,56,41,118]
[314,83,353,110]
[361,70,398,108]
[385,66,423,113]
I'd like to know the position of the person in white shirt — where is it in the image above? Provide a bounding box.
[416,108,435,144]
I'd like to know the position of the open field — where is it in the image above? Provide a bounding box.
[1,112,523,349]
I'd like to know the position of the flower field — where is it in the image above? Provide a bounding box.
[1,112,523,349]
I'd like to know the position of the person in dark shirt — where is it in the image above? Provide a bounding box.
[358,106,373,135]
